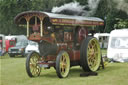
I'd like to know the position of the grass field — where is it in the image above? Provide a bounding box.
[0,55,128,85]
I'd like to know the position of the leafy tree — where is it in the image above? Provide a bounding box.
[114,19,128,29]
[95,0,128,32]
[0,0,33,35]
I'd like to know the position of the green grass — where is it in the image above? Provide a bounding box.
[1,56,128,85]
[101,48,107,55]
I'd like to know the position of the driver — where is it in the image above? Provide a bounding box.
[32,25,40,34]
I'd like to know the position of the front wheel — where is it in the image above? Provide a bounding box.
[80,37,101,72]
[26,51,41,77]
[56,51,70,78]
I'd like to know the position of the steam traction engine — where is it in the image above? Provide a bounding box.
[15,11,104,78]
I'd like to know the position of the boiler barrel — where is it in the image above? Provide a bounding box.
[38,40,58,57]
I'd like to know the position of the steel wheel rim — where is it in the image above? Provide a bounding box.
[60,52,70,77]
[29,53,41,76]
[87,38,101,71]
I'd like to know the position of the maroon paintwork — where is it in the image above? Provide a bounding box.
[14,11,104,67]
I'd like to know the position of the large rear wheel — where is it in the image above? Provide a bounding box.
[56,51,70,78]
[26,51,41,77]
[80,37,101,72]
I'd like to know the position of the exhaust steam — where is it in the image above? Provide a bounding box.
[52,0,100,16]
[113,0,128,15]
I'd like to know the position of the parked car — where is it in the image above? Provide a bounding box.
[8,40,28,57]
[25,41,39,54]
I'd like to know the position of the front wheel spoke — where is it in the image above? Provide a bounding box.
[60,62,63,67]
[34,69,38,75]
[63,63,67,68]
[30,63,35,68]
[88,45,91,50]
[62,56,66,62]
[32,66,39,76]
[61,62,66,73]
[32,68,36,75]
[34,57,38,62]
[61,67,64,73]
[60,62,63,69]
[36,68,40,75]
[64,58,66,62]
[30,58,34,64]
[30,61,39,75]
[36,66,40,71]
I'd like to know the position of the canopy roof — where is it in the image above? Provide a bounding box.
[15,11,104,26]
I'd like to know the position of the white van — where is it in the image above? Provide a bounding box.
[94,33,110,48]
[107,29,128,62]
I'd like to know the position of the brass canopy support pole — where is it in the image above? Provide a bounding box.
[40,20,43,37]
[25,15,30,37]
[35,17,37,25]
[27,21,29,37]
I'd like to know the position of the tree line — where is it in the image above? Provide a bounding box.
[0,0,128,35]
